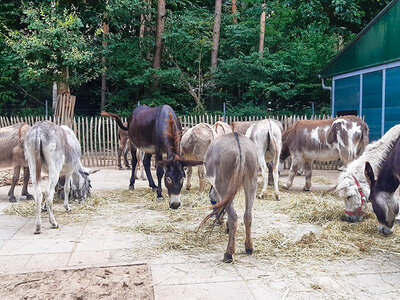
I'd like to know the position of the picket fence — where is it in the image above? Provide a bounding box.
[0,114,341,170]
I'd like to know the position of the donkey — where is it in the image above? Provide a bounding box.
[117,123,131,170]
[365,157,400,235]
[246,119,282,200]
[102,105,202,209]
[24,121,96,234]
[231,119,283,134]
[0,123,32,202]
[334,124,400,222]
[200,132,258,263]
[212,121,232,137]
[281,116,369,191]
[180,123,217,191]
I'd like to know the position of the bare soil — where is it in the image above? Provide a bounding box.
[0,265,153,300]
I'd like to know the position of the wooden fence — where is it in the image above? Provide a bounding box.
[0,114,341,170]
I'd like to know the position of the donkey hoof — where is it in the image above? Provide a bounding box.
[25,194,34,200]
[65,207,71,212]
[51,224,59,229]
[34,226,41,234]
[303,187,310,192]
[283,185,290,190]
[126,166,131,170]
[223,253,233,263]
[129,185,135,191]
[258,194,264,199]
[41,206,47,212]
[118,166,123,170]
[8,196,17,203]
[186,186,191,191]
[274,193,280,201]
[246,248,253,255]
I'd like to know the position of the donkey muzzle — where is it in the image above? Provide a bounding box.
[169,194,181,209]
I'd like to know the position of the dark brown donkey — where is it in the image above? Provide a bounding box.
[364,135,400,235]
[102,105,202,209]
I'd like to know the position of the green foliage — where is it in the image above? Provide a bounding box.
[0,0,392,115]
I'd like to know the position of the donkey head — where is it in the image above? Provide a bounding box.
[365,162,399,235]
[157,157,203,209]
[335,171,369,223]
[71,168,99,200]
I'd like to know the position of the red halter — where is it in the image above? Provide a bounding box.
[344,176,366,216]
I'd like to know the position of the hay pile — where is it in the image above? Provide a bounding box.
[4,193,109,224]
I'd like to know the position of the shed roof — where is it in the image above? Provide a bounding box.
[320,0,400,78]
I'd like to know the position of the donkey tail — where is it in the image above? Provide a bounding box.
[198,133,245,230]
[34,136,42,183]
[101,111,128,131]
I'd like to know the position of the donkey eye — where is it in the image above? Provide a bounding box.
[166,177,172,184]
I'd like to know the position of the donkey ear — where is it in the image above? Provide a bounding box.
[181,159,203,167]
[156,159,172,168]
[364,161,376,188]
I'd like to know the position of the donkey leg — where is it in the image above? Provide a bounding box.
[143,153,157,190]
[223,204,238,263]
[284,157,301,190]
[34,182,43,234]
[8,165,20,202]
[21,167,33,200]
[303,161,312,191]
[117,146,123,170]
[155,153,164,199]
[129,148,138,190]
[123,146,130,169]
[63,173,72,212]
[186,166,192,190]
[46,172,59,229]
[198,165,207,191]
[244,178,256,254]
[258,152,269,199]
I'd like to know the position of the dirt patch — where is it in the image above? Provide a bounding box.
[0,264,153,300]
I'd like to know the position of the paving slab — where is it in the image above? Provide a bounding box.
[0,254,32,275]
[0,238,75,255]
[25,252,71,272]
[154,281,254,300]
[68,249,111,267]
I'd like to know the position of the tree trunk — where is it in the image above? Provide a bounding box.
[101,22,109,110]
[211,0,222,70]
[52,82,57,109]
[57,66,70,95]
[232,0,238,24]
[259,2,266,58]
[153,0,165,71]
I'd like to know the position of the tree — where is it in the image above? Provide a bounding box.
[258,2,266,58]
[211,0,222,70]
[232,0,238,24]
[4,4,100,108]
[153,0,166,75]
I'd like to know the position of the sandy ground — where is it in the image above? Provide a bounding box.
[0,264,153,300]
[1,167,400,299]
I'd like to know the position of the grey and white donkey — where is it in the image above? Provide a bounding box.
[246,119,282,200]
[24,121,97,234]
[200,132,258,263]
[334,124,400,222]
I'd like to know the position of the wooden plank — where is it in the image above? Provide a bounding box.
[103,117,108,166]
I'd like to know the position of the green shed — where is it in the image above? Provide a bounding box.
[320,0,400,141]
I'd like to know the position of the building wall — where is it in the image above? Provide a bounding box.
[333,62,400,141]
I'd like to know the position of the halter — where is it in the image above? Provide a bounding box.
[344,176,366,216]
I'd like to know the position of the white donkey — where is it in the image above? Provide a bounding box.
[246,119,282,200]
[334,124,400,222]
[25,121,97,234]
[180,123,217,191]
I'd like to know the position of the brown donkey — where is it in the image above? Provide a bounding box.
[200,132,258,262]
[0,123,32,202]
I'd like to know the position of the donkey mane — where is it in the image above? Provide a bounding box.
[339,124,400,185]
[165,112,181,155]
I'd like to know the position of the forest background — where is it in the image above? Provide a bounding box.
[0,0,391,117]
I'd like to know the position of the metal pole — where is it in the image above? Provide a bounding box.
[45,100,48,119]
[311,102,314,119]
[223,102,226,122]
